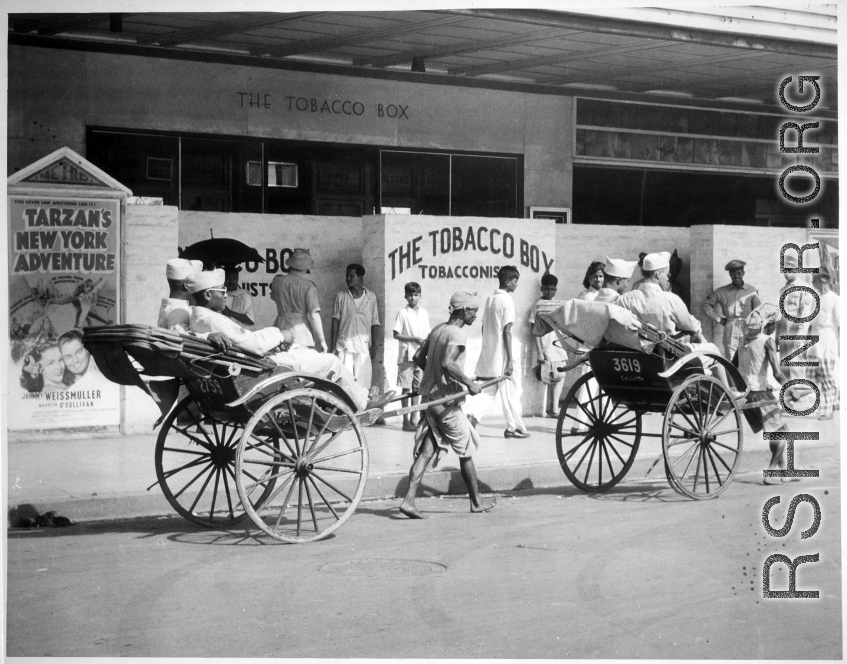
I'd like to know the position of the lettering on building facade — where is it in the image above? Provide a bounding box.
[236,92,410,119]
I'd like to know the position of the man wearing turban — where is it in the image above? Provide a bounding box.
[399,290,498,518]
[157,258,231,351]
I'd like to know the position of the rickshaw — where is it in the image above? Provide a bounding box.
[84,325,390,543]
[533,299,756,500]
[83,324,498,543]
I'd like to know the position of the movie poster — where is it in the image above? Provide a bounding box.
[8,196,121,430]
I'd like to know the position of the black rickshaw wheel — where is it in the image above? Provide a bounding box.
[154,395,276,526]
[235,388,368,543]
[662,374,744,500]
[556,372,642,492]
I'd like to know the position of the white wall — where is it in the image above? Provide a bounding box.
[365,214,557,413]
[178,212,365,335]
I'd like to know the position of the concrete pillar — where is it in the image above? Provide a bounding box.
[122,204,180,434]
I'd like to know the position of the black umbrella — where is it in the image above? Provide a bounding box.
[179,238,265,267]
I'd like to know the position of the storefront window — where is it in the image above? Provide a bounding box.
[380,150,519,217]
[87,129,521,217]
[381,151,449,216]
[451,155,518,218]
[87,131,179,205]
[181,138,262,213]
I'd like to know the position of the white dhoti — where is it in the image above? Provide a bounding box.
[337,349,373,390]
[465,373,526,432]
[271,345,369,411]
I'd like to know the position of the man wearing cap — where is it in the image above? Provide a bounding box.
[158,258,204,333]
[399,290,497,519]
[702,259,761,360]
[186,269,389,412]
[618,251,740,395]
[617,252,704,337]
[270,248,327,352]
[595,256,638,303]
[157,259,231,351]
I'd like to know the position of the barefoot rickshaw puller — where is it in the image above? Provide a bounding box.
[399,290,498,519]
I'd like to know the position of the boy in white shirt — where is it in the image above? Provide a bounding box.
[528,273,567,418]
[393,282,431,431]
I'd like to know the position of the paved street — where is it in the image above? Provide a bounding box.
[7,441,841,659]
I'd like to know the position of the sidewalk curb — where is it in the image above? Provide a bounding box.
[6,454,693,524]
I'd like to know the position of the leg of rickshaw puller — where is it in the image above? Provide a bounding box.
[391,378,503,518]
[398,433,497,518]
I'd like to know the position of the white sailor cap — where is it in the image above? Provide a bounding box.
[166,258,203,281]
[642,251,671,271]
[184,268,225,295]
[604,256,639,279]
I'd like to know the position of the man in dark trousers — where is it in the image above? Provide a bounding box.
[399,290,498,519]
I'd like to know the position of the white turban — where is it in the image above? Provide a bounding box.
[745,303,781,338]
[642,251,671,271]
[184,268,225,295]
[604,256,638,279]
[449,290,480,312]
[166,258,203,281]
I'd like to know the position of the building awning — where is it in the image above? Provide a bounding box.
[9,6,838,110]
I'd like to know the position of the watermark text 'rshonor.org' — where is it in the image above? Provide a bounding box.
[761,75,826,600]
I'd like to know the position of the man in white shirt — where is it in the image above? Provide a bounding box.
[595,256,638,304]
[158,258,204,333]
[466,265,529,438]
[617,251,739,395]
[617,252,706,340]
[186,269,391,412]
[157,258,231,351]
[331,263,380,390]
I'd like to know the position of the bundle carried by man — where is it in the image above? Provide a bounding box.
[531,298,688,358]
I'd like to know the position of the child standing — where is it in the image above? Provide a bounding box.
[528,273,567,418]
[393,282,431,431]
[737,304,788,484]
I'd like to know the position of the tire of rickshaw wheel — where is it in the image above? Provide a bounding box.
[662,374,744,500]
[556,372,642,492]
[155,395,276,527]
[235,388,369,543]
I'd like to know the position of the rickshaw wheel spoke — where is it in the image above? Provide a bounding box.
[704,445,724,487]
[708,444,734,473]
[306,476,340,521]
[556,372,641,492]
[155,396,276,527]
[663,375,743,499]
[236,388,368,543]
